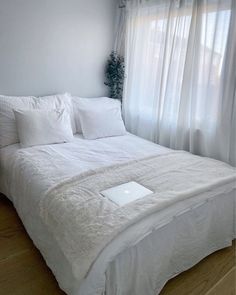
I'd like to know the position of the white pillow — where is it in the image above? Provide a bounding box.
[36,93,76,134]
[78,102,126,140]
[73,97,120,134]
[0,93,76,148]
[0,95,36,147]
[14,108,74,148]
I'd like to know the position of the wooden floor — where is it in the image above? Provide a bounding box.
[0,194,235,295]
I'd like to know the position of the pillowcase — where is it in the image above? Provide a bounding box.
[78,102,126,140]
[72,97,120,134]
[0,93,76,148]
[36,93,76,134]
[0,95,36,148]
[14,108,74,148]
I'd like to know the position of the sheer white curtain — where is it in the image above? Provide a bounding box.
[122,0,236,166]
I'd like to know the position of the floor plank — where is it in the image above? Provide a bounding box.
[0,227,33,262]
[0,249,65,295]
[160,242,236,295]
[0,194,235,295]
[0,195,65,295]
[205,267,236,295]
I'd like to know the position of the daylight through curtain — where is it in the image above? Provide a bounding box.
[122,0,236,166]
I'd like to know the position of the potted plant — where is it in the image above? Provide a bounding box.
[105,51,125,101]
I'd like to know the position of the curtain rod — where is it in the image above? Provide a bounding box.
[118,0,182,9]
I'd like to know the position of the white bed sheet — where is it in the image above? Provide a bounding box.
[0,133,169,199]
[0,134,235,295]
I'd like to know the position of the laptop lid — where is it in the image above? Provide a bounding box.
[101,181,153,206]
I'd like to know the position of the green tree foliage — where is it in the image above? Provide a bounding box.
[105,51,125,100]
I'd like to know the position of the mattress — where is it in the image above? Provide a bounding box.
[0,133,235,295]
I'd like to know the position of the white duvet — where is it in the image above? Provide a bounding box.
[0,134,235,295]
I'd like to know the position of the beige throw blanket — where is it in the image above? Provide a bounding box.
[39,151,236,285]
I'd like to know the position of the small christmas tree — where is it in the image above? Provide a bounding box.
[105,51,125,100]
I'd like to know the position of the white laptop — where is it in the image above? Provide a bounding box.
[101,181,153,206]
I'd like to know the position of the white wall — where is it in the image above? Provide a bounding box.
[0,0,117,97]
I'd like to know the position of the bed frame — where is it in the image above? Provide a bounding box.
[0,193,235,295]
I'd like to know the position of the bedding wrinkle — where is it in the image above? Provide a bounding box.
[39,151,236,287]
[0,134,235,295]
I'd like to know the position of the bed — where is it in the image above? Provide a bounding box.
[0,132,235,295]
